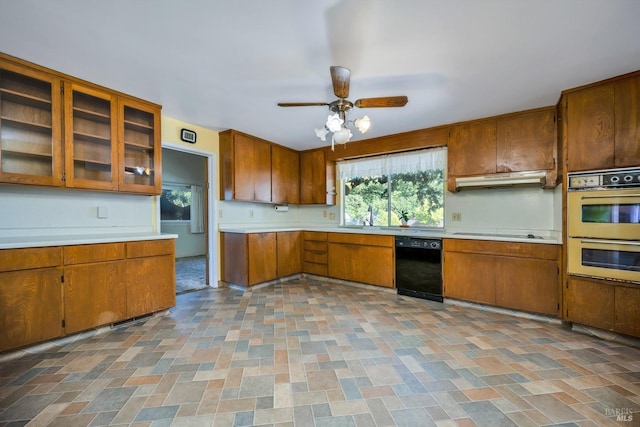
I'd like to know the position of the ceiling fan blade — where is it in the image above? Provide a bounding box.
[277,102,329,107]
[330,66,350,99]
[355,96,409,108]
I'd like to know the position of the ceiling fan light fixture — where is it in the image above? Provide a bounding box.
[355,115,371,134]
[332,126,352,145]
[325,113,344,132]
[314,127,329,141]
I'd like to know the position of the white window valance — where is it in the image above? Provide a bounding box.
[338,146,447,180]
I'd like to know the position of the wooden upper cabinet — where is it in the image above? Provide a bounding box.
[496,108,556,173]
[448,120,497,177]
[118,98,162,194]
[614,75,640,168]
[220,130,272,202]
[0,53,162,193]
[300,147,336,205]
[0,63,63,186]
[566,83,615,172]
[272,145,300,204]
[64,82,118,191]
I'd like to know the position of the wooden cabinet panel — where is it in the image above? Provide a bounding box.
[448,121,497,177]
[614,75,640,168]
[126,254,175,318]
[303,231,328,241]
[0,246,62,272]
[328,242,394,287]
[272,145,300,204]
[328,232,393,247]
[221,233,248,285]
[118,98,162,194]
[443,251,496,305]
[63,242,125,265]
[445,239,559,260]
[565,277,614,330]
[248,233,277,285]
[276,231,301,278]
[0,62,64,186]
[64,82,119,191]
[300,148,335,205]
[127,239,174,258]
[495,257,559,316]
[0,267,63,351]
[497,108,556,173]
[64,261,126,333]
[614,286,640,337]
[220,130,272,202]
[302,232,328,275]
[566,83,615,172]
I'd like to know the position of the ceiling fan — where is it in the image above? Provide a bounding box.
[278,66,408,148]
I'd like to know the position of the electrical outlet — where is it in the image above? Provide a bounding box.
[452,212,462,221]
[329,213,335,220]
[323,210,327,218]
[218,209,223,218]
[249,209,254,218]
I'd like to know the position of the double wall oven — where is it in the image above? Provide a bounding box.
[567,167,640,283]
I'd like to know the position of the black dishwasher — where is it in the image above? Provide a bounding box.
[395,236,443,302]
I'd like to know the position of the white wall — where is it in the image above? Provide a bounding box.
[444,185,561,236]
[0,185,154,238]
[217,201,340,229]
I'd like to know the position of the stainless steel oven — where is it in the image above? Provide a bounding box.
[567,167,640,283]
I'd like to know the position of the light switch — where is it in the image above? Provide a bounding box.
[97,206,109,219]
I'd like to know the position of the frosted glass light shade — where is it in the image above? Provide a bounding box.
[333,127,352,144]
[355,115,371,133]
[326,113,344,132]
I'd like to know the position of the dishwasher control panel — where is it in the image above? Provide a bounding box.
[395,236,441,250]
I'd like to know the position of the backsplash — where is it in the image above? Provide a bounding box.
[217,201,340,229]
[0,186,154,238]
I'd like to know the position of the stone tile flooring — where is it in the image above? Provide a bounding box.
[0,277,639,426]
[175,256,207,294]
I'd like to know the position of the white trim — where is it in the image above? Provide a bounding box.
[161,141,218,288]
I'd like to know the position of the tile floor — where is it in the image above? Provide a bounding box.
[0,277,639,426]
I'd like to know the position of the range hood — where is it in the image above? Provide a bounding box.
[454,170,547,190]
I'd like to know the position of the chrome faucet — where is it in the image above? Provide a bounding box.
[367,205,373,226]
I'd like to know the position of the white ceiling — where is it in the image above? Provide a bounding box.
[1,0,640,151]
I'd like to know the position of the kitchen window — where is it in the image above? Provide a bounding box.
[338,147,446,228]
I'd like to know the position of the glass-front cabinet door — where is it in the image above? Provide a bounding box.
[64,82,118,190]
[118,99,161,194]
[0,64,63,186]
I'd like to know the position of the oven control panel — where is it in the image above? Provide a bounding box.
[568,167,640,190]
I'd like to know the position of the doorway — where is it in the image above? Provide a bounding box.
[160,143,217,293]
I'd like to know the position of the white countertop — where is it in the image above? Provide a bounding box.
[219,226,562,244]
[0,233,178,250]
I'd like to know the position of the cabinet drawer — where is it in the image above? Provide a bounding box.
[444,238,559,259]
[303,231,328,241]
[329,233,393,247]
[304,240,327,252]
[127,239,175,258]
[304,250,328,264]
[0,246,62,272]
[63,243,125,265]
[304,262,328,276]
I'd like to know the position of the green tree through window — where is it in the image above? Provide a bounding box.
[341,148,445,228]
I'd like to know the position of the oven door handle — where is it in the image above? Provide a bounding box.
[581,194,640,199]
[580,238,640,246]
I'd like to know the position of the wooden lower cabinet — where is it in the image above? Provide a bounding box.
[496,257,559,316]
[443,239,560,316]
[0,268,64,352]
[443,252,496,305]
[126,254,175,318]
[0,238,176,353]
[565,277,614,330]
[276,231,301,278]
[64,261,126,333]
[221,232,278,286]
[565,276,640,338]
[327,233,394,288]
[302,232,328,276]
